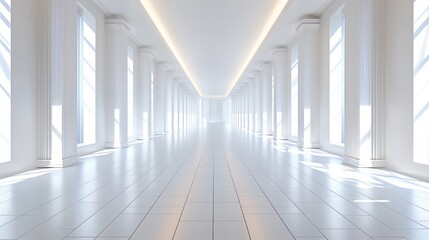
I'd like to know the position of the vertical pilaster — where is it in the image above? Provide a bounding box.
[241,93,245,128]
[137,49,154,139]
[178,85,184,129]
[105,19,129,148]
[38,0,78,167]
[154,64,167,134]
[165,71,174,132]
[344,0,385,167]
[172,79,180,130]
[296,20,320,148]
[272,49,288,140]
[253,71,263,133]
[183,92,187,128]
[248,78,255,131]
[37,0,77,167]
[244,92,247,128]
[261,63,273,135]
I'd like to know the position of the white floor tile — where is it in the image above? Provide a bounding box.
[215,202,244,221]
[130,214,180,240]
[214,221,249,240]
[181,202,213,221]
[280,214,323,238]
[396,229,429,240]
[0,216,45,239]
[320,229,372,240]
[173,221,212,240]
[99,214,145,237]
[345,215,403,237]
[245,214,294,240]
[295,202,356,229]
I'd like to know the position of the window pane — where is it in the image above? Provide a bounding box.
[329,7,345,146]
[128,46,134,138]
[0,0,11,163]
[414,0,429,164]
[77,6,96,145]
[290,45,299,137]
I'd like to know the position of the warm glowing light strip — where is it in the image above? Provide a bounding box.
[225,0,289,97]
[139,0,203,96]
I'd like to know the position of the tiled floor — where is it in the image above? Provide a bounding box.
[1,124,429,239]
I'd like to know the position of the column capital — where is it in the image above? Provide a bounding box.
[296,19,320,33]
[138,48,154,56]
[156,62,168,69]
[272,47,287,55]
[106,18,130,33]
[251,70,261,78]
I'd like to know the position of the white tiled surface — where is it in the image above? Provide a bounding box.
[1,124,429,239]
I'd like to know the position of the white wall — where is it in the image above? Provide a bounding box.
[201,99,230,123]
[0,0,108,178]
[383,0,429,180]
[77,0,106,156]
[317,0,429,181]
[0,0,40,179]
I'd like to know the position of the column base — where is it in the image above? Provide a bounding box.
[137,135,152,140]
[297,142,320,149]
[37,155,78,168]
[344,157,385,168]
[105,142,128,149]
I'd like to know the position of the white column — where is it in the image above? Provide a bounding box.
[185,92,190,129]
[198,98,202,124]
[154,64,166,134]
[239,94,243,127]
[38,0,78,167]
[235,96,239,126]
[261,63,273,135]
[237,96,240,126]
[183,92,187,128]
[164,71,174,132]
[172,79,180,131]
[178,86,184,129]
[253,71,263,133]
[247,78,255,131]
[241,92,246,128]
[344,0,385,167]
[272,48,288,141]
[193,95,197,126]
[295,20,320,148]
[232,96,237,125]
[104,19,130,148]
[137,49,154,139]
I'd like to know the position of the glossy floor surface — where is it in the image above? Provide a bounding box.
[1,124,429,239]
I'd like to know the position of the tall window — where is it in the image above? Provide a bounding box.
[0,0,11,163]
[414,0,429,164]
[290,45,299,137]
[150,71,154,132]
[127,46,134,138]
[329,7,345,146]
[271,73,275,133]
[77,5,96,145]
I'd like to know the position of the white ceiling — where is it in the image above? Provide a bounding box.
[95,0,333,98]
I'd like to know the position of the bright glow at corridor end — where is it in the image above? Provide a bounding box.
[139,0,289,98]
